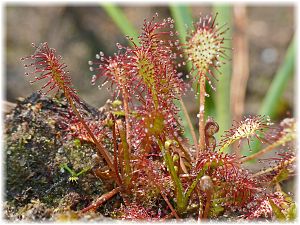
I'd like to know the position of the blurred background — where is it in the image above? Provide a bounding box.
[5,4,295,130]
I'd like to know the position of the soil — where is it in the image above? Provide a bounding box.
[3,93,120,222]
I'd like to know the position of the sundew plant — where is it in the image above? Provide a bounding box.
[19,8,296,221]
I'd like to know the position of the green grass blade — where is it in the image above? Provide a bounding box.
[170,5,195,142]
[213,5,233,149]
[102,4,139,45]
[169,5,193,44]
[259,36,295,118]
[245,36,295,157]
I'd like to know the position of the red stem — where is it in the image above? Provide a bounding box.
[65,92,120,186]
[198,76,206,159]
[111,115,123,186]
[202,190,212,219]
[80,187,120,213]
[122,88,132,155]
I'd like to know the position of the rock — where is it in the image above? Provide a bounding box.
[4,92,113,221]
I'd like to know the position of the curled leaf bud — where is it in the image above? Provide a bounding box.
[206,136,217,152]
[205,117,219,137]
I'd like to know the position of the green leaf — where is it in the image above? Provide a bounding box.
[269,198,286,221]
[60,163,76,177]
[213,5,232,147]
[259,36,295,118]
[102,4,139,46]
[68,176,79,183]
[76,167,91,177]
[169,5,193,44]
[272,168,290,184]
[112,99,122,108]
[286,203,297,221]
[112,111,125,116]
[209,197,225,218]
[73,139,81,148]
[280,191,296,221]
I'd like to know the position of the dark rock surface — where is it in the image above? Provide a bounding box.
[4,93,113,221]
